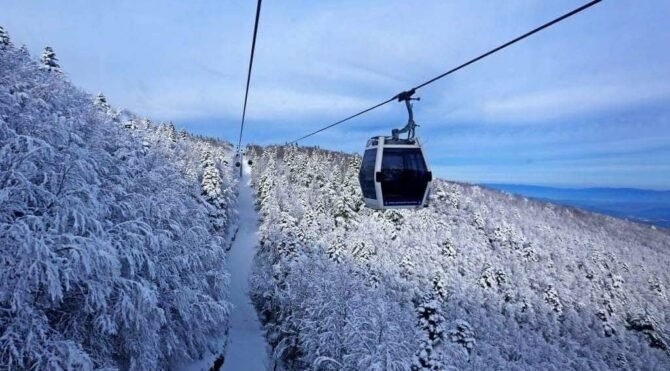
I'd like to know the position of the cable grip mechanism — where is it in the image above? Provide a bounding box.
[392,89,421,140]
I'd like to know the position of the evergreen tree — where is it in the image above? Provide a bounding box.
[449,320,475,355]
[400,254,415,279]
[0,26,12,48]
[201,151,227,231]
[166,122,177,142]
[40,46,60,71]
[140,117,152,129]
[179,128,188,140]
[327,236,345,263]
[432,273,448,301]
[412,298,446,370]
[352,240,371,263]
[94,93,111,111]
[333,155,363,228]
[440,239,456,258]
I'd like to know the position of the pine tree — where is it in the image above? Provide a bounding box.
[166,122,177,142]
[201,151,227,231]
[0,26,12,48]
[412,298,446,370]
[440,239,456,258]
[278,212,299,256]
[140,117,152,129]
[327,236,345,263]
[94,93,111,111]
[543,285,563,315]
[352,240,371,263]
[179,128,188,140]
[384,209,404,230]
[333,155,363,228]
[432,273,448,301]
[40,46,60,71]
[400,254,415,279]
[449,320,475,355]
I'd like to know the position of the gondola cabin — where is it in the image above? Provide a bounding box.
[359,136,432,209]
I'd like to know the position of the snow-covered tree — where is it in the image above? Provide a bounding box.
[440,239,456,258]
[40,46,60,71]
[245,143,670,370]
[94,92,111,111]
[0,42,237,369]
[449,320,475,355]
[543,285,563,315]
[432,273,448,301]
[166,122,177,142]
[412,298,446,370]
[0,26,12,48]
[201,151,228,232]
[327,235,345,263]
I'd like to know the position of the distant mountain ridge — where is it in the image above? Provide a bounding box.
[484,184,670,228]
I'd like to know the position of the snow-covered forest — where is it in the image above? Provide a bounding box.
[2,23,670,370]
[0,30,237,370]
[248,145,670,370]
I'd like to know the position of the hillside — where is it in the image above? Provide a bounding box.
[248,145,670,370]
[0,41,237,369]
[2,23,670,371]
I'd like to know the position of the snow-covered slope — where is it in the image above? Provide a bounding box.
[222,163,269,371]
[0,37,237,369]
[248,145,670,370]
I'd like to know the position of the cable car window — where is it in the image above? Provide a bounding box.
[380,148,428,205]
[381,148,427,172]
[359,149,377,199]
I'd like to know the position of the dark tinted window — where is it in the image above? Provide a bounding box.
[359,149,377,199]
[380,148,429,205]
[381,148,427,172]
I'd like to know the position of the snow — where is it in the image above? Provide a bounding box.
[223,161,269,371]
[1,39,237,370]
[3,22,670,370]
[247,145,670,370]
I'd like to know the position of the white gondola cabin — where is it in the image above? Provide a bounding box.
[359,136,432,209]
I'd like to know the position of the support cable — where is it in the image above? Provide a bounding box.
[237,0,263,151]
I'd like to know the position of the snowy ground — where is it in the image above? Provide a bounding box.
[178,161,269,371]
[222,162,270,371]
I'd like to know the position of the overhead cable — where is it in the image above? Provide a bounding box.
[237,0,263,150]
[289,0,602,144]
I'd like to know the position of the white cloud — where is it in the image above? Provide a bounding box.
[472,82,670,123]
[4,0,670,187]
[128,81,376,123]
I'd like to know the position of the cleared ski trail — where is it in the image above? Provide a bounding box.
[222,162,269,370]
[175,162,268,371]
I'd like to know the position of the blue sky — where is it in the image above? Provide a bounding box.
[2,0,669,189]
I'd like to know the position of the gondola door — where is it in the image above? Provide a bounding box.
[377,144,431,207]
